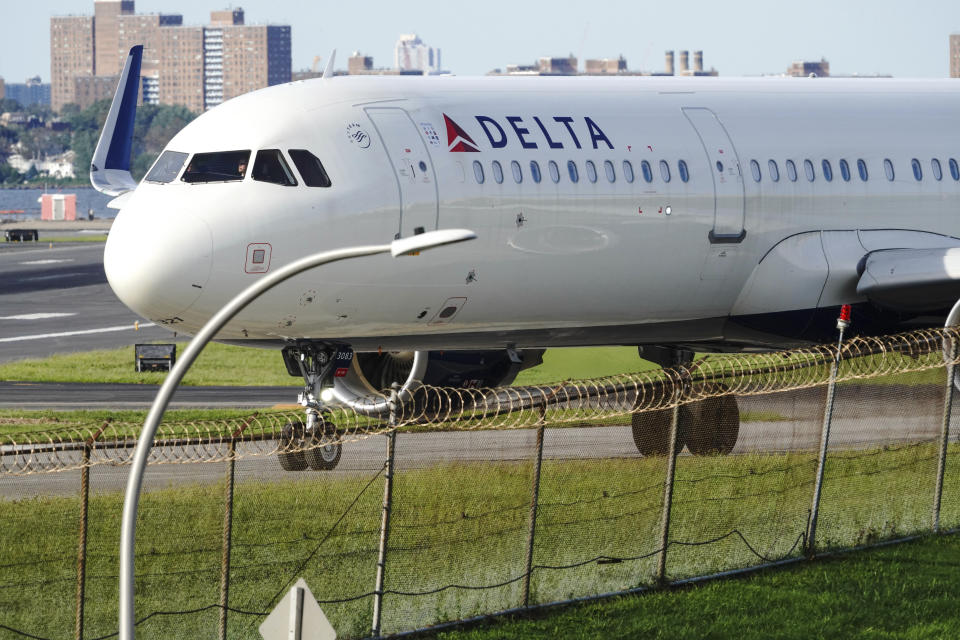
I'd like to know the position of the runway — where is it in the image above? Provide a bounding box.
[0,409,947,498]
[0,241,173,362]
[0,380,297,409]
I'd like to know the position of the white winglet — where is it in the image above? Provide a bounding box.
[322,49,337,79]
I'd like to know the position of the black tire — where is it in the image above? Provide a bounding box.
[685,394,740,456]
[631,407,688,456]
[305,418,342,471]
[277,420,308,471]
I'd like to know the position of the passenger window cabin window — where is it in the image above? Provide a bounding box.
[623,160,635,183]
[604,160,616,183]
[641,160,653,183]
[181,150,250,183]
[549,160,560,183]
[530,160,542,183]
[804,159,815,182]
[839,159,851,182]
[884,158,895,181]
[288,149,332,187]
[768,159,779,182]
[585,160,598,183]
[146,150,189,183]
[950,158,960,181]
[750,159,761,182]
[932,159,943,181]
[678,159,689,183]
[911,158,923,181]
[659,160,671,182]
[492,160,504,184]
[858,159,869,181]
[567,160,579,183]
[822,159,833,182]
[511,160,523,183]
[473,160,485,184]
[786,159,798,182]
[252,149,297,186]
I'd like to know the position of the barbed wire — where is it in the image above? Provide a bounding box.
[1,327,956,476]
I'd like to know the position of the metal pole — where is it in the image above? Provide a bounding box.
[76,422,107,640]
[119,229,475,639]
[806,306,851,557]
[934,334,957,532]
[522,403,547,607]
[75,442,91,640]
[219,438,236,640]
[218,415,255,639]
[655,397,682,585]
[372,387,399,638]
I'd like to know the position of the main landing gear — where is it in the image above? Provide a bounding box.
[276,342,350,471]
[631,346,740,457]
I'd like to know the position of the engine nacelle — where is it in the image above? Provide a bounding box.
[334,349,544,415]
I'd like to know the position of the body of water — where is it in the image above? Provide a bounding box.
[0,188,116,220]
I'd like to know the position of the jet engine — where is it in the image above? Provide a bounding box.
[282,344,544,416]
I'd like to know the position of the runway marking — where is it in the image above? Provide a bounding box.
[22,274,80,282]
[19,259,75,265]
[0,312,76,321]
[0,322,157,343]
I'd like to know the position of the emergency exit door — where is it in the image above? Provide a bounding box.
[682,107,746,243]
[365,108,439,238]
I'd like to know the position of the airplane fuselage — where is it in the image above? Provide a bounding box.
[103,75,960,352]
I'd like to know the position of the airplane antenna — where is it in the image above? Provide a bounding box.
[322,49,337,79]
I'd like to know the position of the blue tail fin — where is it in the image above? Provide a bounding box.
[90,45,142,196]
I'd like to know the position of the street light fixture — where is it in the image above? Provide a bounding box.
[118,228,476,639]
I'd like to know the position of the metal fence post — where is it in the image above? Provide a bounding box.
[934,334,957,532]
[219,414,257,640]
[806,306,851,557]
[372,386,399,638]
[656,380,683,585]
[522,402,548,607]
[76,421,108,640]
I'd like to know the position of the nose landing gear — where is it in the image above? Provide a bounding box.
[276,342,351,471]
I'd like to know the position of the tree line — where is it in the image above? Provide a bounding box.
[0,98,195,187]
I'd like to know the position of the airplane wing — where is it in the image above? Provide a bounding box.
[856,247,960,312]
[89,45,142,196]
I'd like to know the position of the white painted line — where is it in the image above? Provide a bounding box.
[0,312,76,321]
[19,259,75,265]
[0,323,157,343]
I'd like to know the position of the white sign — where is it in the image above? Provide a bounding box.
[259,579,337,640]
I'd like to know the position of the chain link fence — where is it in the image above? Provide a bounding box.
[2,328,960,639]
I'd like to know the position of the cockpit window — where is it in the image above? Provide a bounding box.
[181,150,250,183]
[288,149,332,187]
[145,150,189,183]
[252,149,298,186]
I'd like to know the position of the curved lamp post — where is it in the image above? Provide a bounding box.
[119,229,476,639]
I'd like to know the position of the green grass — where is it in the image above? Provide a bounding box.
[2,440,959,638]
[0,341,300,386]
[426,534,960,640]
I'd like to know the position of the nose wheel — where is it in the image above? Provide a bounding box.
[277,342,350,471]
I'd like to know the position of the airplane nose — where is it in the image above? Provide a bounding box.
[104,207,213,321]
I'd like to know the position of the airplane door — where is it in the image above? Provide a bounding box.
[682,107,745,243]
[365,107,439,238]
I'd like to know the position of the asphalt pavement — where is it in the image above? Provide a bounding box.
[0,241,173,361]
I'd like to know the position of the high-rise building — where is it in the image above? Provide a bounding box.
[951,35,960,78]
[50,1,290,113]
[3,77,52,107]
[394,34,441,74]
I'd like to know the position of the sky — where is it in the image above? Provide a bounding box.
[2,0,960,82]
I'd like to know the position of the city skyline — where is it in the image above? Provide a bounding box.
[3,0,960,82]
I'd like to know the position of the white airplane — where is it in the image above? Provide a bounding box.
[93,46,960,469]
